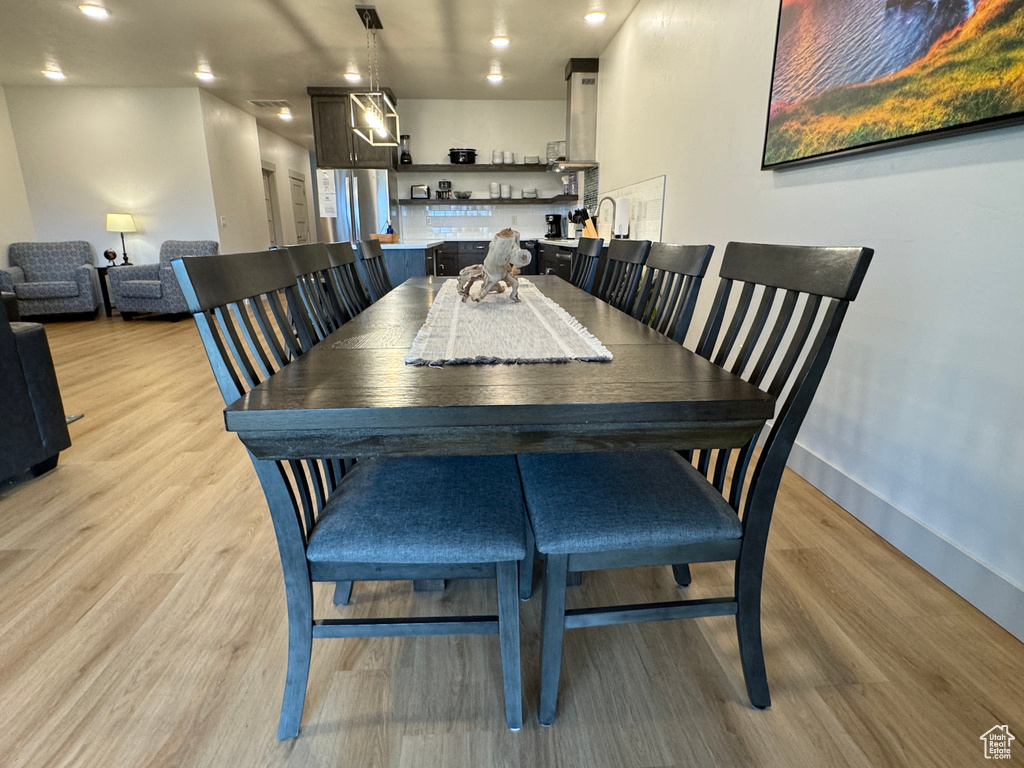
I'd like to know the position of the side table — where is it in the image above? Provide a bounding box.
[94,263,132,318]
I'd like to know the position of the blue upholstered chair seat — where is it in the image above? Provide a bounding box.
[15,281,80,299]
[307,455,528,564]
[516,451,742,555]
[118,280,163,299]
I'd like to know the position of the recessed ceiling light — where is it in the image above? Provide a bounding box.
[79,3,109,19]
[42,68,66,81]
[487,72,504,83]
[344,71,362,82]
[490,36,510,48]
[584,11,607,23]
[194,70,215,82]
[278,109,294,121]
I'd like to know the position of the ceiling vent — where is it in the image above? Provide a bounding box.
[248,99,295,111]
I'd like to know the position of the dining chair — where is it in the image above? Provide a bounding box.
[594,239,651,312]
[286,243,347,342]
[569,237,604,294]
[358,238,394,302]
[325,241,372,318]
[632,243,714,344]
[517,241,873,725]
[172,250,526,738]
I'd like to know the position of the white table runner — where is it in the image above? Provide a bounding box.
[405,279,613,366]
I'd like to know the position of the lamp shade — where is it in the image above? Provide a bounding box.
[105,213,137,233]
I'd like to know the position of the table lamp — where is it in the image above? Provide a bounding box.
[105,213,136,264]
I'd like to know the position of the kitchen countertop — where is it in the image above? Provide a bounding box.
[538,238,582,247]
[378,241,443,249]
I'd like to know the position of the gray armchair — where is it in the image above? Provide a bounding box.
[108,239,219,318]
[0,241,101,319]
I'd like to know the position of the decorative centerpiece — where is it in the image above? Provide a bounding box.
[457,228,533,303]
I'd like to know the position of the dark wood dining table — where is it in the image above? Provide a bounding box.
[224,276,775,460]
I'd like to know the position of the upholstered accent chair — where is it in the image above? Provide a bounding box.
[1,241,101,319]
[108,240,218,318]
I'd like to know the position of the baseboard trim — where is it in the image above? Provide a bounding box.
[787,443,1024,643]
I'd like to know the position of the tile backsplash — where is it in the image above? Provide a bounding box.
[399,205,557,241]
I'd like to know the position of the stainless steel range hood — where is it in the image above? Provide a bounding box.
[560,58,599,170]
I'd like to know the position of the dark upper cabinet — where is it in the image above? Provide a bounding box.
[308,87,398,170]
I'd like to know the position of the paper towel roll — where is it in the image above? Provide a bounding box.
[613,197,630,237]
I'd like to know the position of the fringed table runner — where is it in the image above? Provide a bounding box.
[405,279,613,366]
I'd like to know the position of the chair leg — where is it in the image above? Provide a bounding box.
[333,581,353,605]
[539,554,569,726]
[277,581,314,740]
[519,522,536,600]
[671,564,692,587]
[496,561,523,730]
[735,566,770,710]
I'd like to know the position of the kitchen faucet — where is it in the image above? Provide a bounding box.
[597,195,625,238]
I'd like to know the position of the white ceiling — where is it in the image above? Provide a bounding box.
[0,0,640,148]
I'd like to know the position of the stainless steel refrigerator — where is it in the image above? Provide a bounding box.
[315,168,397,243]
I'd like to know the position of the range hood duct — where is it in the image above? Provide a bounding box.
[564,58,599,166]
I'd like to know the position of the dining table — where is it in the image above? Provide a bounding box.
[224,276,775,461]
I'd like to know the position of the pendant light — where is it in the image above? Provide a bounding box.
[349,6,399,147]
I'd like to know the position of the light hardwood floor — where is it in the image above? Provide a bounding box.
[1,313,1021,768]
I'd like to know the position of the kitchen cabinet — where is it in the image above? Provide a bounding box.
[538,242,574,282]
[434,240,538,277]
[428,244,456,277]
[308,88,398,170]
[538,240,608,290]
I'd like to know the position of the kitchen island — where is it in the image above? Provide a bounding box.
[368,241,443,286]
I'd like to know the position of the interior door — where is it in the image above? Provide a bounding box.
[262,169,279,247]
[290,173,310,244]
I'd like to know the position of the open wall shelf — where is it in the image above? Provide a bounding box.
[399,164,553,173]
[398,195,577,206]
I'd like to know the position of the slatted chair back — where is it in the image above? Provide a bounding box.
[172,248,348,546]
[692,242,873,540]
[358,238,394,301]
[632,243,714,344]
[594,239,651,312]
[173,250,525,739]
[286,243,347,343]
[569,237,604,294]
[171,250,315,405]
[325,241,372,318]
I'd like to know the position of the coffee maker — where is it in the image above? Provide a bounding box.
[545,214,563,239]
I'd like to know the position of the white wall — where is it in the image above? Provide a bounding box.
[599,0,1024,638]
[399,99,565,165]
[4,87,218,265]
[257,125,316,246]
[0,88,35,267]
[198,91,269,255]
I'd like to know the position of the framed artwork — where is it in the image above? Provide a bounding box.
[762,0,1024,168]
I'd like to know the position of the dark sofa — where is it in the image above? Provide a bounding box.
[0,292,72,483]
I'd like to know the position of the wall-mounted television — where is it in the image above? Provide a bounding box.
[762,0,1024,169]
